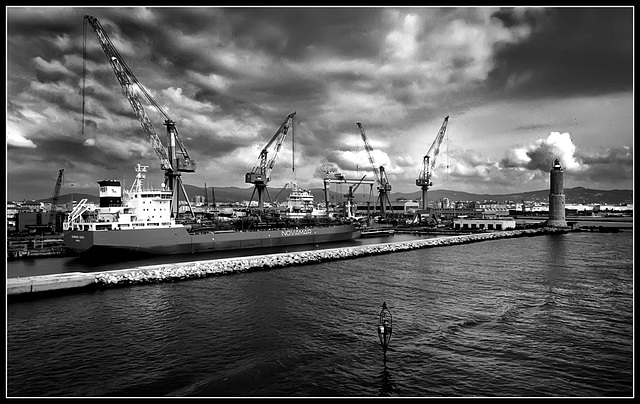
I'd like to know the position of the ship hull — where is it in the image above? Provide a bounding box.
[64,224,359,256]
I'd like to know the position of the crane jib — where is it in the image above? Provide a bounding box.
[417,115,450,194]
[83,15,196,175]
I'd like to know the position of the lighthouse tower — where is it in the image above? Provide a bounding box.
[546,159,567,227]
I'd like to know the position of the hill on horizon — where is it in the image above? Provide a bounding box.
[32,185,633,206]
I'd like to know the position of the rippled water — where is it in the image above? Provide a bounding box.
[6,231,634,397]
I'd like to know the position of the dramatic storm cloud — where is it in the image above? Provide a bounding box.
[501,132,584,172]
[6,6,633,201]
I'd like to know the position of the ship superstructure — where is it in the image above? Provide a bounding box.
[281,184,316,218]
[64,164,180,232]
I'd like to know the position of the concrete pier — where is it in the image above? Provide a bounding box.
[7,227,571,298]
[7,272,97,294]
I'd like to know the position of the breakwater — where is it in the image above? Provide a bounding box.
[95,227,569,286]
[7,227,571,298]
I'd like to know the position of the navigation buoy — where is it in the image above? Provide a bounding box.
[377,301,393,358]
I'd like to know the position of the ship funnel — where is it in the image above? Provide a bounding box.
[97,180,122,208]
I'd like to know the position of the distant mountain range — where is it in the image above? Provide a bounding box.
[42,185,633,205]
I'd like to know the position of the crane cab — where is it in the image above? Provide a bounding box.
[246,171,267,185]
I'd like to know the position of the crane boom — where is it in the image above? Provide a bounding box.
[425,115,449,175]
[84,15,172,170]
[83,15,196,218]
[245,112,296,209]
[355,122,393,218]
[47,169,64,229]
[356,122,382,187]
[349,174,368,196]
[417,115,449,211]
[264,112,296,178]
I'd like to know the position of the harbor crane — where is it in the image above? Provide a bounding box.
[322,173,375,218]
[47,169,64,232]
[356,122,393,218]
[83,15,196,219]
[416,116,449,211]
[245,112,296,209]
[344,175,368,218]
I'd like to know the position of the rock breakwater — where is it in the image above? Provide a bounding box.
[94,227,570,288]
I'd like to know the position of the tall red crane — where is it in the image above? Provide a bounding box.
[416,116,449,210]
[356,122,393,218]
[83,15,196,219]
[47,169,64,231]
[245,112,296,209]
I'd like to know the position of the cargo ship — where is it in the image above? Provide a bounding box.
[63,164,360,256]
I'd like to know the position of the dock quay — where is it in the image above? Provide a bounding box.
[7,227,571,300]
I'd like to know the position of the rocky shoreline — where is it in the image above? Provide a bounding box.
[94,227,572,288]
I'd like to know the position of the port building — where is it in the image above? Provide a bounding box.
[452,217,516,231]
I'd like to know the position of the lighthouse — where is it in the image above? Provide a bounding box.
[546,159,567,227]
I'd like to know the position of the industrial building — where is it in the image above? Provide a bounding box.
[452,217,516,231]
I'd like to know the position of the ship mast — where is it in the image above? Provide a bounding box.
[130,164,149,194]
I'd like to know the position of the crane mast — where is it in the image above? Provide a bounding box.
[356,122,393,217]
[416,116,449,210]
[47,169,64,231]
[83,15,196,219]
[245,112,296,209]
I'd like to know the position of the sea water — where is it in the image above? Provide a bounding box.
[6,231,634,397]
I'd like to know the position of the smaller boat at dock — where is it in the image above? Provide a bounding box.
[359,227,395,238]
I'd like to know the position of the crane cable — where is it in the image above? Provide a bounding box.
[292,117,295,182]
[446,121,449,182]
[82,19,87,135]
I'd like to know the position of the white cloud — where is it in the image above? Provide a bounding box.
[385,13,421,60]
[161,87,216,113]
[541,132,583,171]
[91,136,152,160]
[323,87,407,123]
[504,147,531,165]
[503,131,586,173]
[51,34,73,52]
[7,130,37,148]
[20,109,48,122]
[189,71,230,93]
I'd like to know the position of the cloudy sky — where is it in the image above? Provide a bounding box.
[6,6,634,201]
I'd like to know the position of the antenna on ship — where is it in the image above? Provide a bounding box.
[130,163,148,193]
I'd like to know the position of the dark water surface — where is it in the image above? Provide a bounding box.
[6,231,634,397]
